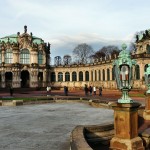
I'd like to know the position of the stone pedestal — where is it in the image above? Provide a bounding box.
[143,94,150,120]
[110,102,144,150]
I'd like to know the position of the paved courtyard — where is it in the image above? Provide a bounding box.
[0,102,113,150]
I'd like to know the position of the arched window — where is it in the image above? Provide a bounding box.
[20,49,30,64]
[79,71,83,81]
[85,71,89,81]
[51,72,56,82]
[103,69,105,81]
[58,72,63,82]
[91,71,93,81]
[135,65,140,80]
[107,68,110,81]
[99,70,101,81]
[112,67,115,80]
[95,70,97,81]
[38,50,43,64]
[72,72,77,81]
[145,64,148,72]
[65,72,70,81]
[5,49,12,64]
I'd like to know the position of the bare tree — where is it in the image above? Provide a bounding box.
[73,43,94,64]
[91,45,120,60]
[54,56,62,66]
[63,55,72,65]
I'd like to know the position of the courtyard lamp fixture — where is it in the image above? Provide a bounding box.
[144,64,150,94]
[113,43,136,103]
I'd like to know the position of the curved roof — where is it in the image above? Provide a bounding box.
[0,34,44,44]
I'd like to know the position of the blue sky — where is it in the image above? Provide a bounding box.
[0,0,150,63]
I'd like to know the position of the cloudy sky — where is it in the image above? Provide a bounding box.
[0,0,150,63]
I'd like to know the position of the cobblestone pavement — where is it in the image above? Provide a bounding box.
[0,103,113,150]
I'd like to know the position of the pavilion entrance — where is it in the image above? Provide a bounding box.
[5,72,13,87]
[21,70,29,88]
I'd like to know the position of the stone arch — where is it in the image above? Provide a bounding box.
[103,69,105,81]
[72,72,77,81]
[85,71,89,81]
[65,72,70,81]
[107,68,110,81]
[21,70,29,88]
[135,65,140,80]
[5,72,13,87]
[58,72,63,82]
[79,71,83,81]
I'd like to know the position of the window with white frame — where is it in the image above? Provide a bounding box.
[20,49,30,64]
[5,49,12,64]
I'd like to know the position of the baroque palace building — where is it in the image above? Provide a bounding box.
[0,26,50,88]
[0,26,150,90]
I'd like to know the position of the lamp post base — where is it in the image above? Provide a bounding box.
[118,98,134,103]
[110,137,144,150]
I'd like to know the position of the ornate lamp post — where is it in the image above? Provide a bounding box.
[110,44,144,150]
[113,43,136,103]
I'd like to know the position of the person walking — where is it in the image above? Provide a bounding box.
[89,86,93,96]
[99,86,102,96]
[93,86,96,95]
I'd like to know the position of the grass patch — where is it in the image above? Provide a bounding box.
[1,97,53,101]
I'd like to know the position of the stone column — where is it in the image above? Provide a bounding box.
[139,63,144,80]
[70,72,72,82]
[89,70,91,81]
[63,72,65,82]
[110,67,112,81]
[143,93,150,120]
[55,72,58,82]
[77,71,79,81]
[83,71,85,81]
[31,49,38,64]
[110,102,144,150]
[12,45,19,63]
[1,49,5,63]
[1,71,5,88]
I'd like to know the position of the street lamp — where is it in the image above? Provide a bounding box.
[144,64,150,94]
[113,43,136,103]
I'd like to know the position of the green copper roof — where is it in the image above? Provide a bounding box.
[0,34,44,44]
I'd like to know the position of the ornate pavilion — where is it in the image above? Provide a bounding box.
[0,26,50,88]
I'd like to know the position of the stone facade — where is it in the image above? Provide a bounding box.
[0,26,50,88]
[0,27,150,89]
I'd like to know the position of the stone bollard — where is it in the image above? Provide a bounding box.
[13,100,23,106]
[110,102,144,150]
[143,93,150,120]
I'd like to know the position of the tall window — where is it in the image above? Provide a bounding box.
[99,70,101,81]
[112,67,115,80]
[79,71,83,81]
[65,72,70,81]
[91,71,93,81]
[95,70,97,81]
[5,49,12,64]
[20,49,30,64]
[72,72,77,81]
[145,64,148,72]
[38,50,43,64]
[103,69,105,81]
[85,71,89,81]
[135,65,140,80]
[58,72,63,82]
[51,72,56,82]
[107,69,110,81]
